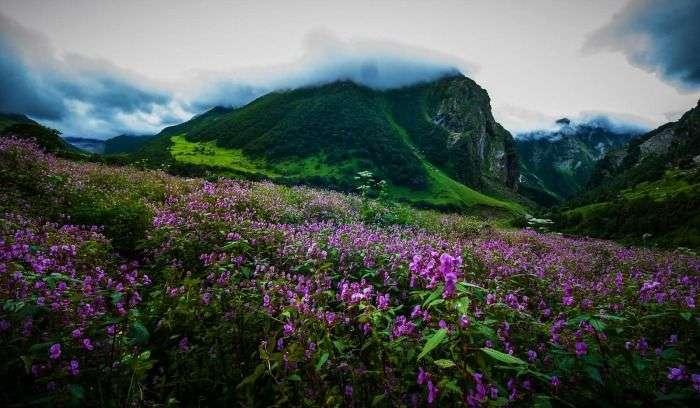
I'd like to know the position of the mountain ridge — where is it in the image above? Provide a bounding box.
[135,75,527,213]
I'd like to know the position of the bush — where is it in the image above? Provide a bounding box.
[69,201,152,256]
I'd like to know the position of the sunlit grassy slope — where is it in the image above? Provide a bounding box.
[169,134,525,214]
[559,168,700,248]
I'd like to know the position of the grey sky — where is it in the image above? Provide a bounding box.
[0,0,698,138]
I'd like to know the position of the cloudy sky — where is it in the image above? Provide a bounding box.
[0,0,699,138]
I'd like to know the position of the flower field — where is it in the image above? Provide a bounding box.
[1,138,698,406]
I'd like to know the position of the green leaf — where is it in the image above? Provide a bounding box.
[422,286,443,308]
[427,298,444,309]
[588,319,606,332]
[533,395,552,408]
[443,379,462,394]
[371,394,385,406]
[316,352,329,371]
[128,321,149,345]
[434,359,456,368]
[481,348,527,365]
[680,312,692,321]
[454,297,470,315]
[237,363,266,388]
[68,384,85,400]
[111,291,123,305]
[585,365,603,384]
[417,329,447,360]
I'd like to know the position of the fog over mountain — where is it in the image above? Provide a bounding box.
[0,13,467,138]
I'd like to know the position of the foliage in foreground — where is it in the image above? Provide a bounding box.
[0,138,699,406]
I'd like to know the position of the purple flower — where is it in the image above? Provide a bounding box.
[427,379,438,404]
[417,367,427,385]
[344,384,353,397]
[575,341,588,357]
[667,366,684,381]
[71,328,82,339]
[438,320,447,329]
[527,349,538,362]
[82,338,94,351]
[106,324,117,337]
[692,374,700,392]
[283,322,294,337]
[376,293,390,310]
[179,336,189,352]
[49,343,61,359]
[68,359,79,376]
[550,376,560,389]
[459,315,470,328]
[325,311,337,325]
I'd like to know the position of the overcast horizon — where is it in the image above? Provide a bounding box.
[1,0,699,139]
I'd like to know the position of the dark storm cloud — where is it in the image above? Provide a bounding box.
[584,0,700,90]
[0,13,183,137]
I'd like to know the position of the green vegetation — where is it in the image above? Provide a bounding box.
[103,134,155,155]
[0,112,37,132]
[554,167,700,249]
[2,138,699,406]
[553,102,700,249]
[168,133,525,215]
[136,77,526,215]
[516,123,640,206]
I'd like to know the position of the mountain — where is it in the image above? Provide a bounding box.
[555,100,700,249]
[64,137,105,153]
[64,134,155,155]
[136,75,526,214]
[0,115,76,153]
[0,112,38,132]
[516,119,642,206]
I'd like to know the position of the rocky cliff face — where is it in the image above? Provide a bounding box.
[423,76,519,190]
[515,120,642,205]
[590,100,700,188]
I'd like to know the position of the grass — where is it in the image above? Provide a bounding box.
[620,169,699,201]
[169,134,526,215]
[170,134,274,178]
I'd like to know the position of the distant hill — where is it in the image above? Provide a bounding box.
[516,119,642,206]
[64,137,105,153]
[555,100,700,249]
[0,112,38,132]
[65,134,155,155]
[135,76,527,214]
[0,114,75,154]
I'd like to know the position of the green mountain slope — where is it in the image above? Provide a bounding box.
[136,76,526,214]
[516,119,641,206]
[0,112,37,132]
[555,100,700,249]
[0,115,76,153]
[104,134,155,155]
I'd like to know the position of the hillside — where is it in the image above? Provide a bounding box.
[0,112,38,132]
[555,101,700,248]
[1,137,699,406]
[0,116,76,153]
[516,118,642,206]
[136,76,525,213]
